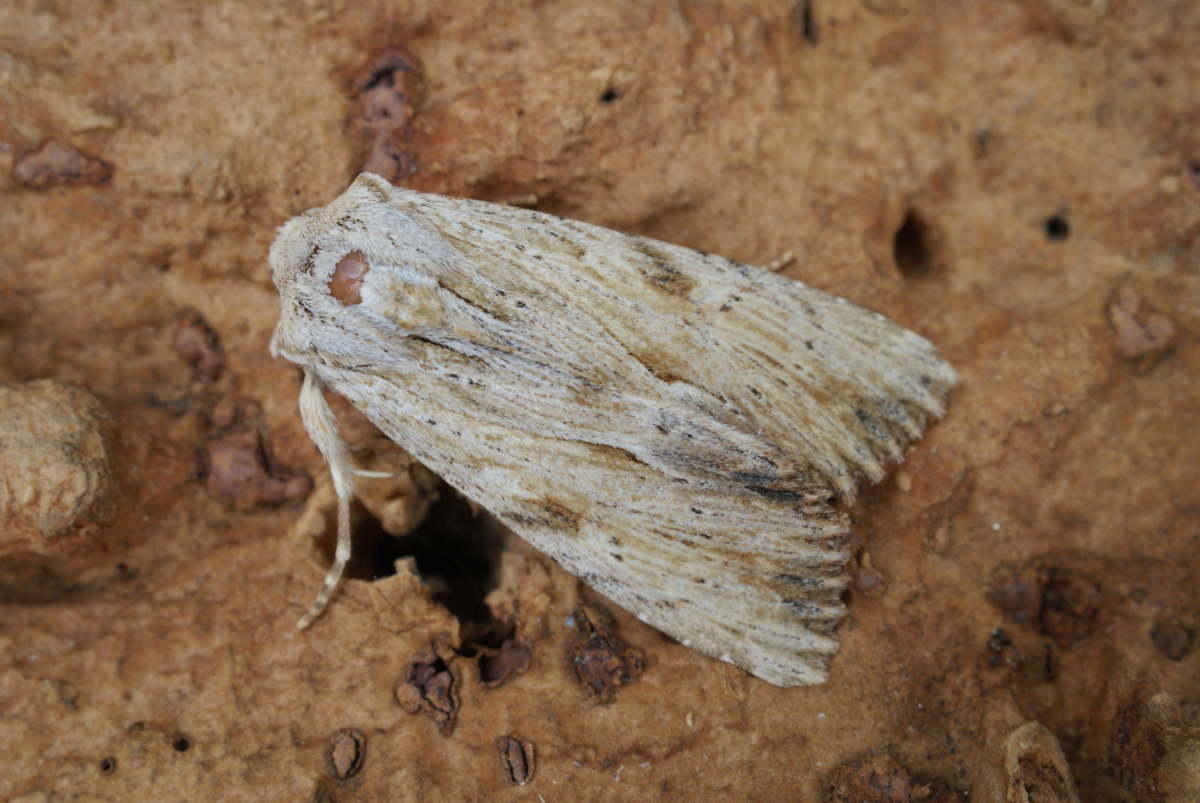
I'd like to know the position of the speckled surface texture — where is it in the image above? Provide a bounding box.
[0,1,1197,800]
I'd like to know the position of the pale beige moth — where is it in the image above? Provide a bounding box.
[269,173,956,686]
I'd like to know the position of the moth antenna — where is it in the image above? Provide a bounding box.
[296,369,355,630]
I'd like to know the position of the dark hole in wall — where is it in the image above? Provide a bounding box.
[1044,213,1070,241]
[313,484,508,641]
[361,53,421,93]
[794,0,818,44]
[893,209,935,278]
[599,87,621,104]
[974,128,992,154]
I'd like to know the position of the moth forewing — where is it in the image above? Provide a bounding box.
[270,172,956,687]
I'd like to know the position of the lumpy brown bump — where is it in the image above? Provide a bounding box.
[329,250,370,305]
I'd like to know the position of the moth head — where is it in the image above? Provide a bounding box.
[268,173,463,362]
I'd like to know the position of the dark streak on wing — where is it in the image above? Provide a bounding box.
[632,239,697,297]
[499,499,582,533]
[436,279,512,325]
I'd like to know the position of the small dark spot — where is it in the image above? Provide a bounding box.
[793,0,818,44]
[1042,644,1057,682]
[514,300,526,308]
[1039,567,1101,647]
[986,628,1012,652]
[1187,159,1200,191]
[1150,619,1194,661]
[893,208,935,278]
[1044,213,1070,241]
[749,386,762,398]
[983,628,1021,671]
[975,128,992,153]
[611,552,624,562]
[599,87,621,104]
[987,565,1040,624]
[690,507,702,514]
[171,735,191,752]
[99,757,117,775]
[50,678,78,709]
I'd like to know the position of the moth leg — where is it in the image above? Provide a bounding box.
[296,369,355,629]
[353,468,393,478]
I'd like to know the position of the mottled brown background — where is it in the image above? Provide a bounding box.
[1,1,1197,801]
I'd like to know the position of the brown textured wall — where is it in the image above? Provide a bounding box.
[1,1,1197,800]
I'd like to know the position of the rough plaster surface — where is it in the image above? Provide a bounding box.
[0,1,1197,800]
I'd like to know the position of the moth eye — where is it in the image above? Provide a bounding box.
[329,250,370,306]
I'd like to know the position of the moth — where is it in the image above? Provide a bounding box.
[269,173,956,686]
